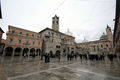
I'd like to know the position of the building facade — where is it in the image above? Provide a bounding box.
[40,15,76,55]
[76,26,113,55]
[113,0,120,54]
[2,26,42,57]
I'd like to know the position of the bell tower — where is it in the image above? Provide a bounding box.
[52,15,59,31]
[106,25,113,47]
[106,25,113,42]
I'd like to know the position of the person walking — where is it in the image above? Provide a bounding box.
[47,53,50,62]
[74,53,77,60]
[44,53,47,63]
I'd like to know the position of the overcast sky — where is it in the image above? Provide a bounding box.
[0,0,116,43]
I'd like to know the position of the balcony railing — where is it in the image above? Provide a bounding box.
[7,32,41,40]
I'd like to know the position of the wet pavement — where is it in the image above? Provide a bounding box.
[0,56,120,80]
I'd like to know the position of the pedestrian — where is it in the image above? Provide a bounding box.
[84,54,87,60]
[67,53,70,61]
[44,53,47,63]
[108,54,113,62]
[47,53,50,62]
[32,53,35,58]
[79,54,82,60]
[24,53,26,58]
[74,53,77,60]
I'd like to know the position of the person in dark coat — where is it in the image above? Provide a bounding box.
[44,53,48,63]
[32,53,35,58]
[108,54,114,62]
[79,54,82,60]
[47,53,50,62]
[74,53,77,60]
[67,53,70,61]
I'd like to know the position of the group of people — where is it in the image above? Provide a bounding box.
[44,53,50,63]
[22,52,119,63]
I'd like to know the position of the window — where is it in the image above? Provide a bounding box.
[101,45,103,47]
[18,39,21,44]
[12,30,15,33]
[37,36,39,38]
[52,33,54,37]
[26,40,29,44]
[32,34,34,38]
[9,38,13,43]
[71,47,74,49]
[48,32,50,35]
[32,41,35,45]
[106,44,108,47]
[38,42,40,46]
[26,33,29,37]
[56,45,60,48]
[56,21,58,24]
[19,32,22,35]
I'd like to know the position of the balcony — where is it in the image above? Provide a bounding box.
[7,32,41,40]
[23,42,31,45]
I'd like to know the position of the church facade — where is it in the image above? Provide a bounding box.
[40,15,76,55]
[76,26,113,55]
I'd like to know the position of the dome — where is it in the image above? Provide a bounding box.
[100,33,108,40]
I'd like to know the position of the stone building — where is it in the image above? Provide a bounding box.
[39,15,76,55]
[76,25,113,55]
[113,0,120,54]
[2,26,42,57]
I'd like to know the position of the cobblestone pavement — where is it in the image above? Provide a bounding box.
[0,56,120,80]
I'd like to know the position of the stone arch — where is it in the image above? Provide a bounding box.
[36,49,41,56]
[55,50,60,57]
[22,48,29,56]
[50,51,54,57]
[14,47,22,56]
[30,48,35,56]
[5,47,14,56]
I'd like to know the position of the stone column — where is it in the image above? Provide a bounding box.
[11,48,15,62]
[20,48,23,57]
[19,48,23,62]
[12,48,15,57]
